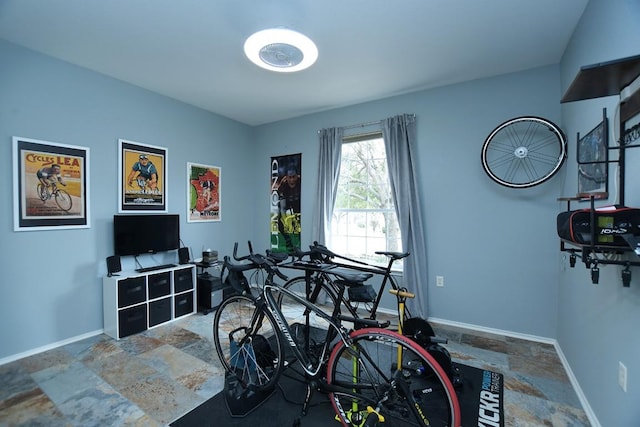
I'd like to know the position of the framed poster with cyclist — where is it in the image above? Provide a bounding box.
[12,136,90,231]
[118,139,167,213]
[187,162,221,222]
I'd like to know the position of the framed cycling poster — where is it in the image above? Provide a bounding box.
[118,139,167,212]
[187,162,221,222]
[13,136,90,231]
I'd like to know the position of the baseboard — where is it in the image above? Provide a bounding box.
[425,316,601,427]
[427,316,556,344]
[552,342,602,427]
[0,328,103,366]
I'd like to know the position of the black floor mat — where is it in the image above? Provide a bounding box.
[170,362,503,427]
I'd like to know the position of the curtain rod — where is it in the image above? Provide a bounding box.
[316,120,380,134]
[317,113,416,133]
[342,119,383,130]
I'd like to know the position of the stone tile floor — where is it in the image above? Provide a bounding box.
[0,312,590,426]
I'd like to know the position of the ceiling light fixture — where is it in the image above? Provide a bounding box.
[244,28,318,73]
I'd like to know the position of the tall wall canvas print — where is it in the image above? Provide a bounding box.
[270,153,301,253]
[13,136,90,231]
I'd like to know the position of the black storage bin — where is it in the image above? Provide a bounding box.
[117,276,146,308]
[148,272,171,299]
[197,273,223,312]
[149,297,172,327]
[174,268,194,293]
[174,292,194,318]
[118,304,147,338]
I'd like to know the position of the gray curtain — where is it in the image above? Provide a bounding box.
[312,127,343,245]
[382,114,429,317]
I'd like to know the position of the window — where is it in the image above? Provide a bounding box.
[330,132,402,268]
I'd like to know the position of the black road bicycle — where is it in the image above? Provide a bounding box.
[213,247,461,427]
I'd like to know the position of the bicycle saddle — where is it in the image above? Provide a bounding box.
[375,251,410,260]
[265,250,289,264]
[329,267,373,284]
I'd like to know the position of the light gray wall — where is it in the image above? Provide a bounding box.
[558,0,640,425]
[0,39,255,360]
[251,64,564,338]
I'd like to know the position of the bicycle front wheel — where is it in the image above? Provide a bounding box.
[327,328,461,427]
[213,295,284,391]
[54,189,72,211]
[481,116,566,188]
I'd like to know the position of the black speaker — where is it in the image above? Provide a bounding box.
[106,255,121,277]
[178,247,190,264]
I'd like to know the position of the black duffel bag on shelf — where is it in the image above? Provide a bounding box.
[557,205,640,247]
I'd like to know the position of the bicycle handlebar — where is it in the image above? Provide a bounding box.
[227,242,289,281]
[232,242,250,261]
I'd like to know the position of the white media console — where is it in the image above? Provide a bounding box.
[103,264,196,339]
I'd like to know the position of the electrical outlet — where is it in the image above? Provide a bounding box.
[436,275,444,287]
[619,361,627,392]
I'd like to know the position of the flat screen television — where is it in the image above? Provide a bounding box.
[113,214,180,256]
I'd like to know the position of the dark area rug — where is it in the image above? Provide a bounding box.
[170,363,503,427]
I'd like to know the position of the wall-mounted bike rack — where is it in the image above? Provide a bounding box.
[559,54,640,286]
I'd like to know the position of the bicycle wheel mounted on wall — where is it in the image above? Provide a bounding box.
[481,116,567,188]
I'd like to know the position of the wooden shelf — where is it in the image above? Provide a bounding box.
[561,54,640,102]
[561,239,631,253]
[557,192,608,202]
[561,54,640,122]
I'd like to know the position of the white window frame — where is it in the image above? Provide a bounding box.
[329,132,403,270]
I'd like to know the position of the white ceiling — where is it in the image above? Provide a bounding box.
[0,0,588,126]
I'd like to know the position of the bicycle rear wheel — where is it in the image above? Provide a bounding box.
[213,295,284,391]
[327,328,461,427]
[37,184,48,201]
